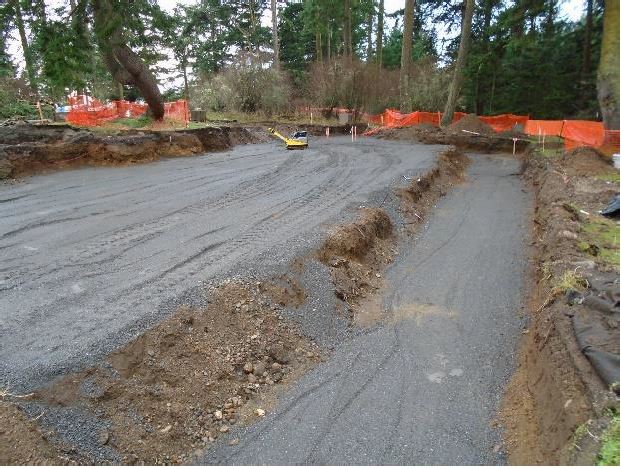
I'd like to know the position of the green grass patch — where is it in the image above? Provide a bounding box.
[580,218,620,267]
[110,115,153,128]
[594,171,621,183]
[552,269,588,296]
[598,413,620,466]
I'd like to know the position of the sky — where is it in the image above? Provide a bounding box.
[6,0,587,91]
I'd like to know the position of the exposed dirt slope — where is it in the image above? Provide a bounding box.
[501,147,619,465]
[29,278,322,465]
[0,401,77,465]
[316,147,470,326]
[374,124,528,154]
[0,123,273,179]
[447,113,494,136]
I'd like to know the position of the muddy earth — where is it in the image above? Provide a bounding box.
[501,146,619,465]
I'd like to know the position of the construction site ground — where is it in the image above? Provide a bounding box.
[0,124,618,465]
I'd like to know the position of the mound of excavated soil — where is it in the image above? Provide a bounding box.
[318,208,393,262]
[0,401,73,465]
[0,124,267,179]
[447,114,494,136]
[562,147,614,177]
[33,279,322,465]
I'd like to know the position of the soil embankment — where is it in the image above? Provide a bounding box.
[371,114,528,154]
[200,152,530,465]
[0,123,352,179]
[502,146,619,465]
[1,140,468,464]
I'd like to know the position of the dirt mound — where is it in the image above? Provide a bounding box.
[318,208,392,262]
[0,124,266,179]
[0,401,76,465]
[398,147,470,216]
[447,113,494,136]
[316,149,470,326]
[498,124,527,138]
[375,124,442,142]
[32,279,322,464]
[315,208,395,323]
[374,122,528,154]
[562,147,614,177]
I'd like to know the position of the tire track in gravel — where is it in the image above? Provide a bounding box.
[0,137,441,390]
[200,153,530,466]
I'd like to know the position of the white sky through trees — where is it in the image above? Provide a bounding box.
[5,0,587,94]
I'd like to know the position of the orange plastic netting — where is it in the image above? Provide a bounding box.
[479,114,529,132]
[362,108,618,152]
[66,95,189,127]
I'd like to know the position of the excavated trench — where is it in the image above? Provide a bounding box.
[1,138,470,464]
[2,131,538,465]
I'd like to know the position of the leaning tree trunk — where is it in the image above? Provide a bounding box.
[399,0,415,112]
[92,0,164,120]
[441,0,475,127]
[271,0,280,69]
[597,0,620,129]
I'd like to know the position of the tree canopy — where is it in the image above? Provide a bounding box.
[0,0,615,124]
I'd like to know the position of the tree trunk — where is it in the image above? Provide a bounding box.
[93,0,164,120]
[366,10,373,62]
[376,0,384,67]
[271,0,279,69]
[477,0,494,114]
[316,30,323,63]
[182,59,189,105]
[597,0,620,129]
[581,0,593,78]
[399,0,415,112]
[9,0,37,89]
[441,0,475,126]
[327,26,331,61]
[343,0,352,60]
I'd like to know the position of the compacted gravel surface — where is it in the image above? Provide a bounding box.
[200,154,530,465]
[0,136,441,390]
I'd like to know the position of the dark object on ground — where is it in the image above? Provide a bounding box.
[571,273,620,389]
[600,193,620,219]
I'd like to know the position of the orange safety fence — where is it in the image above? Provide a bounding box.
[523,120,564,136]
[362,109,468,131]
[562,120,605,149]
[479,114,529,132]
[362,108,619,152]
[66,95,189,127]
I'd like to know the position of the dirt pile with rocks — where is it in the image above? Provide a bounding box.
[447,113,494,136]
[21,278,321,465]
[374,123,528,154]
[562,147,615,177]
[0,123,267,179]
[501,146,619,465]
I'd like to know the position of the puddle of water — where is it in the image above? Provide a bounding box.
[354,295,385,328]
[390,302,457,325]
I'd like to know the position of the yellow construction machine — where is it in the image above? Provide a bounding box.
[267,127,308,150]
